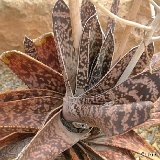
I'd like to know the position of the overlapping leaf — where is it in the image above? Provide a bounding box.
[76,14,103,95]
[0,51,65,94]
[0,0,160,160]
[85,43,154,96]
[52,0,77,93]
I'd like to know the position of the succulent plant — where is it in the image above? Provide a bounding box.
[0,0,160,160]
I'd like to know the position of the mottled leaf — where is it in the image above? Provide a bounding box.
[33,33,62,73]
[0,137,32,160]
[89,29,114,86]
[90,143,135,160]
[80,70,160,104]
[76,14,103,95]
[17,111,88,160]
[65,101,153,137]
[23,36,37,58]
[0,96,62,133]
[85,44,157,96]
[63,143,91,160]
[0,51,65,94]
[131,43,154,76]
[0,89,63,103]
[105,0,120,34]
[87,130,160,159]
[81,0,96,27]
[52,0,77,93]
[0,132,34,149]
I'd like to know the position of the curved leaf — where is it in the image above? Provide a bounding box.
[0,89,63,103]
[85,43,154,96]
[81,0,96,27]
[52,0,77,93]
[33,33,62,73]
[80,70,160,104]
[0,132,34,149]
[0,51,65,94]
[17,110,88,160]
[23,36,37,58]
[87,130,160,159]
[90,29,114,86]
[0,96,62,133]
[76,14,103,95]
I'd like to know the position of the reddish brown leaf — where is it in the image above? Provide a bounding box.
[17,111,89,160]
[33,33,62,73]
[76,14,103,95]
[81,0,96,27]
[80,70,160,105]
[0,132,34,149]
[85,44,155,96]
[0,96,62,133]
[23,36,37,58]
[90,144,135,160]
[64,100,153,137]
[0,89,63,103]
[87,130,160,159]
[63,143,91,160]
[0,137,33,160]
[79,142,107,160]
[52,0,77,93]
[0,51,65,94]
[90,29,114,86]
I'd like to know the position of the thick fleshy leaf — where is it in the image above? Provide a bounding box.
[81,0,96,27]
[55,32,73,96]
[0,96,62,133]
[87,130,160,159]
[17,111,89,160]
[62,143,91,160]
[78,142,107,160]
[52,0,77,93]
[0,132,34,149]
[0,131,13,140]
[76,14,103,95]
[89,143,135,160]
[0,89,63,103]
[23,36,37,58]
[80,69,160,105]
[33,33,62,73]
[139,98,160,128]
[0,137,33,160]
[131,43,154,76]
[87,17,103,79]
[105,0,120,33]
[89,29,114,86]
[0,51,65,93]
[64,100,153,137]
[85,44,155,96]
